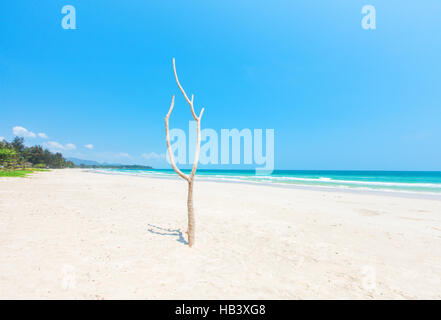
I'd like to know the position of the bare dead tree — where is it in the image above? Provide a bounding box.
[165,58,204,247]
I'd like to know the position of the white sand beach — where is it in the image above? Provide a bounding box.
[1,169,441,299]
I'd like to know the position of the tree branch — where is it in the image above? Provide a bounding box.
[189,120,202,179]
[165,95,189,182]
[173,58,199,121]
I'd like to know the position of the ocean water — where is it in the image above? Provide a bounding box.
[95,169,441,195]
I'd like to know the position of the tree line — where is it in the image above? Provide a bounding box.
[0,137,74,169]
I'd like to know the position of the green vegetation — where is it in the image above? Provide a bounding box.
[78,164,153,169]
[0,137,74,175]
[0,169,34,177]
[0,168,50,178]
[1,137,153,177]
[33,163,49,169]
[0,147,17,164]
[67,157,153,169]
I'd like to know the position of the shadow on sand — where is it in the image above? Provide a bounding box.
[147,224,188,245]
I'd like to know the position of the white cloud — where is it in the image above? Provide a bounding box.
[44,141,64,150]
[65,143,76,150]
[0,136,5,141]
[141,152,165,160]
[117,152,130,158]
[38,133,48,139]
[13,126,36,138]
[44,141,76,151]
[84,144,94,150]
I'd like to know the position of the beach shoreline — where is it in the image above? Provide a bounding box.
[1,169,441,299]
[89,168,441,202]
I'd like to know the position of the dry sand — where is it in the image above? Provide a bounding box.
[1,169,441,299]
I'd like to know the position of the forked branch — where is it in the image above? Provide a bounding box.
[166,58,204,182]
[172,58,204,122]
[165,95,189,182]
[165,58,204,247]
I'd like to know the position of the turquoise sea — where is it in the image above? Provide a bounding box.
[96,169,441,195]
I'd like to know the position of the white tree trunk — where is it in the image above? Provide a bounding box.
[164,58,204,247]
[187,180,195,246]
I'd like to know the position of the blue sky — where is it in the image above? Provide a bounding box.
[1,1,440,170]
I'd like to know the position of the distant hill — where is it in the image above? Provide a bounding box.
[67,157,101,166]
[66,157,153,169]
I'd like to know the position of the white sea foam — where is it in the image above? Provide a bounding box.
[231,175,441,188]
[90,169,441,195]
